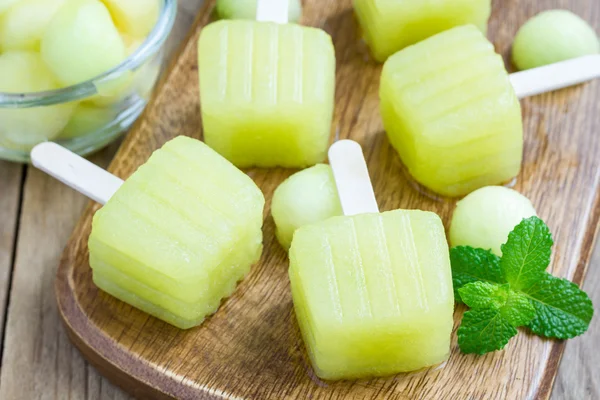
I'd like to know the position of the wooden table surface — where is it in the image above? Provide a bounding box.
[0,1,598,399]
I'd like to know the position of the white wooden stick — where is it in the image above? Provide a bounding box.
[510,55,600,99]
[256,0,288,24]
[329,140,379,216]
[30,142,123,205]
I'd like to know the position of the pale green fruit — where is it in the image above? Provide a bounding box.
[0,0,20,15]
[449,186,537,256]
[271,164,342,250]
[354,0,491,62]
[41,0,126,87]
[59,104,115,139]
[134,60,161,101]
[0,51,75,150]
[216,0,301,23]
[512,10,599,70]
[0,0,66,51]
[380,26,523,197]
[101,0,160,39]
[88,137,265,329]
[198,21,335,168]
[290,210,453,379]
[122,34,143,55]
[86,35,140,107]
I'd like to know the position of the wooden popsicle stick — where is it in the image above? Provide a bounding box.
[328,140,379,216]
[256,0,289,24]
[30,142,123,206]
[510,55,600,99]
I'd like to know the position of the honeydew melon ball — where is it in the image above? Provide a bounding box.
[59,103,114,139]
[216,0,302,23]
[0,0,66,52]
[512,10,599,70]
[271,164,343,250]
[41,0,127,87]
[86,35,141,107]
[122,34,144,55]
[450,186,537,256]
[123,35,161,101]
[134,60,161,101]
[0,0,20,15]
[101,0,160,39]
[0,51,75,150]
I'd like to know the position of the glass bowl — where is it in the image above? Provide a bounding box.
[0,0,177,163]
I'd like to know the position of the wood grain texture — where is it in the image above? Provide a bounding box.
[0,148,131,400]
[0,3,204,399]
[54,0,600,399]
[553,245,600,400]
[0,162,22,352]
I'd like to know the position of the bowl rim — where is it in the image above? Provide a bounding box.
[0,0,177,108]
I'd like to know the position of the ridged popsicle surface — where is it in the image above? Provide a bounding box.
[289,209,454,380]
[198,20,335,168]
[354,0,491,61]
[380,25,523,197]
[88,136,264,329]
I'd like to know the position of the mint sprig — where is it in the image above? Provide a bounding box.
[522,274,593,339]
[457,282,535,354]
[451,247,505,302]
[500,217,553,290]
[451,216,594,355]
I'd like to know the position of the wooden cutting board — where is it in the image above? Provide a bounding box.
[56,0,600,399]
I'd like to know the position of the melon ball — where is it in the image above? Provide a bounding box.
[0,0,20,15]
[134,61,161,101]
[101,0,160,39]
[0,0,66,51]
[449,186,537,256]
[216,0,302,23]
[86,35,142,107]
[122,34,144,55]
[271,164,343,250]
[0,51,75,150]
[59,103,114,139]
[41,0,127,87]
[512,10,599,70]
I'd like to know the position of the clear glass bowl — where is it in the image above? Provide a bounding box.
[0,0,177,163]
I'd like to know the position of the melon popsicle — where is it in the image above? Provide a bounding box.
[354,0,492,62]
[380,25,600,198]
[197,0,335,168]
[31,137,265,329]
[380,25,523,197]
[289,140,454,380]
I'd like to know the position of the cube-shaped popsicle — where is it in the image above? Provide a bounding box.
[198,20,335,168]
[289,209,454,380]
[354,0,491,62]
[88,136,265,329]
[380,25,523,197]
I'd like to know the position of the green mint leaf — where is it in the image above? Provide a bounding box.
[459,282,535,329]
[458,308,517,355]
[500,217,553,290]
[501,290,536,327]
[522,274,594,339]
[458,282,508,310]
[451,247,505,302]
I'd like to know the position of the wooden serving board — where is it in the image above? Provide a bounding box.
[56,0,600,399]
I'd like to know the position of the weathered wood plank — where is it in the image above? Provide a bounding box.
[0,2,204,398]
[53,0,600,399]
[552,244,600,400]
[0,1,598,399]
[0,161,22,355]
[0,147,118,400]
